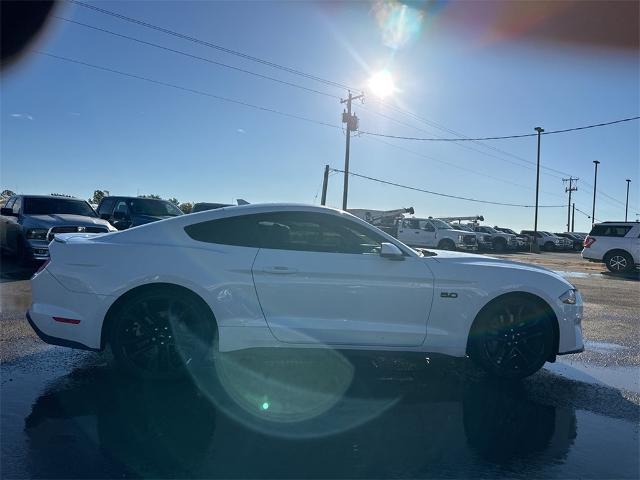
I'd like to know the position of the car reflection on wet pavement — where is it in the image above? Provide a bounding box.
[1,348,638,479]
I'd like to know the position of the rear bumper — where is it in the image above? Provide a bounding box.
[29,269,111,350]
[26,311,99,351]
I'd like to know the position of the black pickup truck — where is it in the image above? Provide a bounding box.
[96,196,183,230]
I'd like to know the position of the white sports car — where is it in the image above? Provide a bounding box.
[27,204,584,380]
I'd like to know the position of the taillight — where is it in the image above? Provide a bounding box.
[36,259,50,274]
[584,236,596,248]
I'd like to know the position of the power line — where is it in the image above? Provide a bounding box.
[359,103,568,181]
[69,0,360,93]
[329,168,565,208]
[359,116,640,141]
[54,16,340,100]
[365,99,575,178]
[34,51,341,130]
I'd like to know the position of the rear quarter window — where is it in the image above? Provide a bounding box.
[184,215,261,248]
[589,225,632,237]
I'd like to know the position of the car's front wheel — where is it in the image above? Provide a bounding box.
[110,288,216,379]
[437,239,456,250]
[604,250,634,274]
[468,295,555,380]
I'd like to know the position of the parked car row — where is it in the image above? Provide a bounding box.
[0,194,238,263]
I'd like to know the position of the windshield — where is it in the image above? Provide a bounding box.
[129,199,183,216]
[23,197,97,217]
[501,228,517,235]
[481,226,498,234]
[431,219,453,230]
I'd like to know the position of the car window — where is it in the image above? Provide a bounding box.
[421,221,435,232]
[403,218,420,229]
[257,212,385,254]
[98,198,116,216]
[22,197,96,216]
[114,201,129,215]
[184,212,386,254]
[129,199,183,216]
[589,225,633,237]
[12,197,22,215]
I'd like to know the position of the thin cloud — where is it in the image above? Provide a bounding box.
[10,113,34,120]
[236,128,246,134]
[69,112,81,116]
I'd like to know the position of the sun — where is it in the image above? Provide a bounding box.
[368,70,396,98]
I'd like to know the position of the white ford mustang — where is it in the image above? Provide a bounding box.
[27,204,584,380]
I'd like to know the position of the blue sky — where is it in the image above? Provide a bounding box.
[2,0,638,232]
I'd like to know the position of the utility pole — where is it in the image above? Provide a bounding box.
[592,160,600,224]
[533,126,544,235]
[563,177,578,232]
[571,203,576,232]
[341,91,364,210]
[320,165,330,206]
[625,179,631,221]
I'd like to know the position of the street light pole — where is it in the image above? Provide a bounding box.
[592,160,600,224]
[625,179,631,221]
[533,127,544,234]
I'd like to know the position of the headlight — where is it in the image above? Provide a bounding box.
[559,289,577,305]
[25,228,48,240]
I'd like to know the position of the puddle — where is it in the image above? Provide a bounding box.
[546,360,640,394]
[584,341,628,354]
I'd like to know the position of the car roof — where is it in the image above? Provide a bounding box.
[103,196,168,201]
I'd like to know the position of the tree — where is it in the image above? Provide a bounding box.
[178,202,193,214]
[168,197,180,206]
[1,189,16,198]
[88,190,107,204]
[138,194,161,199]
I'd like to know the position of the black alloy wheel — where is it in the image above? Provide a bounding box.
[111,290,215,379]
[544,242,555,252]
[469,296,554,380]
[492,238,506,252]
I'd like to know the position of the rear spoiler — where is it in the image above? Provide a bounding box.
[53,232,106,243]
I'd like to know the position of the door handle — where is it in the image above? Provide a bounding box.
[261,266,298,274]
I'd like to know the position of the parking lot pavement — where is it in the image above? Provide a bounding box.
[1,253,639,478]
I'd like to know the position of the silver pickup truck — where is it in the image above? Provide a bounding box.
[0,195,114,263]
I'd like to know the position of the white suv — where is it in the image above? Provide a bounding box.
[582,222,640,273]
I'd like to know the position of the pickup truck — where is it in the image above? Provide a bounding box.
[97,196,184,230]
[470,225,518,252]
[396,217,478,251]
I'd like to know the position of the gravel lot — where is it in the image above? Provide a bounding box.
[1,251,638,478]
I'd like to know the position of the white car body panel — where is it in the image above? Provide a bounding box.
[582,223,640,266]
[28,204,583,358]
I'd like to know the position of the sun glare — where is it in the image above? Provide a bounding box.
[368,71,396,98]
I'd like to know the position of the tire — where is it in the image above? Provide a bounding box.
[544,242,555,252]
[468,295,555,380]
[109,288,216,380]
[492,238,506,252]
[437,239,456,251]
[604,250,634,274]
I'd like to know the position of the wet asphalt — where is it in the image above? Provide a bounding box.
[1,252,638,479]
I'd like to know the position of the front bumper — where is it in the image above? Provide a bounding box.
[456,244,478,251]
[25,239,50,260]
[556,291,584,355]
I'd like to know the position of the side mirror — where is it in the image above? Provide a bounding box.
[99,213,111,220]
[380,242,404,260]
[113,211,128,221]
[1,207,16,216]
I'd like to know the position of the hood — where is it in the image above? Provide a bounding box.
[25,214,112,228]
[426,249,567,280]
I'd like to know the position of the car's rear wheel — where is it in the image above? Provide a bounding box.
[110,289,216,380]
[469,295,554,380]
[544,241,555,251]
[604,250,634,274]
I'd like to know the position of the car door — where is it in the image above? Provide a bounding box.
[420,220,438,246]
[251,211,434,346]
[397,218,425,246]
